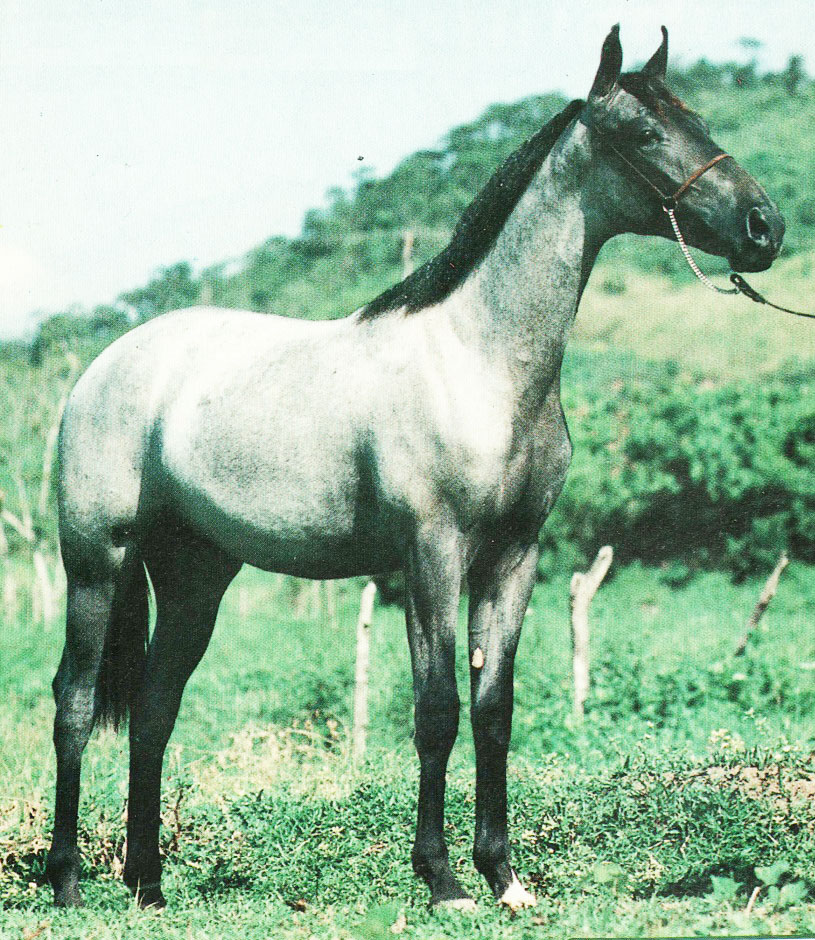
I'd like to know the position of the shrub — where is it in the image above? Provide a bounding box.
[544,352,815,579]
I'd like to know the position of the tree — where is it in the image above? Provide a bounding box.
[119,262,201,321]
[783,55,805,97]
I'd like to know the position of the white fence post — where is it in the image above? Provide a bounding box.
[353,580,377,764]
[570,546,613,720]
[734,553,789,657]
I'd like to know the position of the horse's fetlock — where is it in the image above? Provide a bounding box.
[474,839,509,879]
[411,845,449,881]
[47,846,81,882]
[124,856,162,887]
[47,846,84,908]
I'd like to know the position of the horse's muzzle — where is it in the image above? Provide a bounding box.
[729,204,785,272]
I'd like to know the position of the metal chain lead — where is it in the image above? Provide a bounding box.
[663,206,739,295]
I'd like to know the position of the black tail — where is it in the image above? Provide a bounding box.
[94,559,150,732]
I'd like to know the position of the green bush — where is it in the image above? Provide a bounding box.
[544,351,815,579]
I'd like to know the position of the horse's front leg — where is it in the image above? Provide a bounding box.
[404,529,473,909]
[468,539,539,909]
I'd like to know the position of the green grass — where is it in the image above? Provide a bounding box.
[577,250,815,380]
[4,565,815,936]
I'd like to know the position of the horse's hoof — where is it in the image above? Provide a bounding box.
[435,896,477,913]
[53,886,84,908]
[133,881,166,910]
[499,872,536,911]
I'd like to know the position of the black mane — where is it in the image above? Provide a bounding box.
[359,98,585,319]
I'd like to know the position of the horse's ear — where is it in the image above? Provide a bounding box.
[641,25,668,79]
[589,24,622,100]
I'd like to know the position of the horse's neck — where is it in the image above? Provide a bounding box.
[450,122,604,410]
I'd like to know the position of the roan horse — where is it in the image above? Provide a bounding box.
[48,26,784,911]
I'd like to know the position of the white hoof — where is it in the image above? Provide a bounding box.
[437,897,477,913]
[499,872,536,911]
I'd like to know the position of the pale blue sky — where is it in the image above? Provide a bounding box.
[1,0,812,337]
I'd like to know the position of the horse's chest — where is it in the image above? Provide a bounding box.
[378,363,571,524]
[473,435,556,519]
[457,405,571,526]
[427,418,564,527]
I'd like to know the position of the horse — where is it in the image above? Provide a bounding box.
[47,25,784,912]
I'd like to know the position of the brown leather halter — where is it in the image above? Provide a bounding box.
[607,143,733,211]
[667,153,733,209]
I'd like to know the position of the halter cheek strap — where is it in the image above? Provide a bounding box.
[666,152,733,209]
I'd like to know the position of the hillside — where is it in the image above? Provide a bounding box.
[25,57,815,361]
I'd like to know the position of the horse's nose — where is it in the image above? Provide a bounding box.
[746,206,783,256]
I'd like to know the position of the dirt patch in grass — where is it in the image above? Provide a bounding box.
[667,763,815,811]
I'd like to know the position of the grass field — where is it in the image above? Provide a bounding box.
[5,250,815,937]
[579,249,815,380]
[3,562,815,938]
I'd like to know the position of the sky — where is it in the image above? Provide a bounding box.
[1,0,814,338]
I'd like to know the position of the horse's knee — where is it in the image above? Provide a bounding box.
[414,684,460,756]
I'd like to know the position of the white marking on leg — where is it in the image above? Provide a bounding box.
[499,871,536,910]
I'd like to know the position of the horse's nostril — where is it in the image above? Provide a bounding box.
[747,207,772,247]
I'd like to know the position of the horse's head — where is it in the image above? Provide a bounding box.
[582,25,784,273]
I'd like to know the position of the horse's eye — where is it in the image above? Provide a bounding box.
[637,128,661,147]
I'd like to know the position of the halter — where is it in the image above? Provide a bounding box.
[608,140,815,319]
[608,144,732,213]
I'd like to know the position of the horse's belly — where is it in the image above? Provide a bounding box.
[162,443,400,577]
[251,535,399,579]
[171,486,400,577]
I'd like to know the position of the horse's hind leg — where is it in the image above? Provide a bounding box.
[48,545,146,908]
[123,524,240,908]
[48,579,113,906]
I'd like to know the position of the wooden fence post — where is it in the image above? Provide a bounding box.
[734,553,789,657]
[33,547,57,625]
[353,580,377,764]
[402,230,415,278]
[570,546,613,720]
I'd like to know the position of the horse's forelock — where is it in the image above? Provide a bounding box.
[619,71,691,117]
